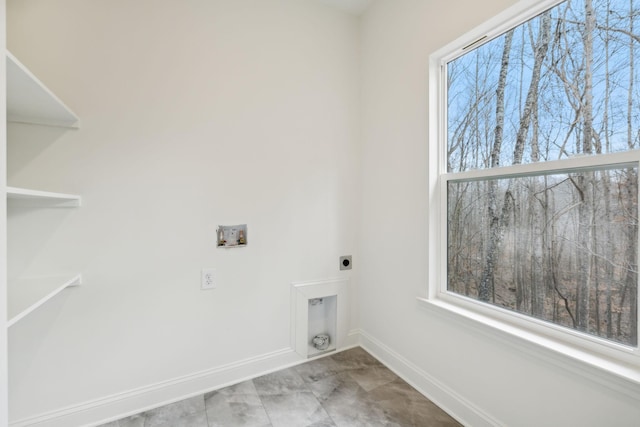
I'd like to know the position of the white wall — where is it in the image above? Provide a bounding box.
[359,1,640,426]
[1,0,9,426]
[9,0,640,425]
[6,0,359,423]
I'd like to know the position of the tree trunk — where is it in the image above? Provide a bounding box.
[576,0,596,332]
[603,0,614,339]
[512,12,552,164]
[624,0,637,345]
[480,13,551,302]
[478,30,514,302]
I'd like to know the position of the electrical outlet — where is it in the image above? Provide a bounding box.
[201,268,216,290]
[340,255,352,270]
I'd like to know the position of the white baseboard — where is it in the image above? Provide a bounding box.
[11,329,486,427]
[357,330,503,427]
[11,347,301,427]
[11,330,364,427]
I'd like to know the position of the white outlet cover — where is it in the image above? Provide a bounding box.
[201,268,216,290]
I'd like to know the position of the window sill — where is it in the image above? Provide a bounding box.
[417,296,640,399]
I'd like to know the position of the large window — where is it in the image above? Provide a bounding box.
[430,0,639,353]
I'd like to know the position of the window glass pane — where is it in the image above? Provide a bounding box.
[447,0,640,173]
[447,166,638,347]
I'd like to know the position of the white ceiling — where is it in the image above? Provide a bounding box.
[313,0,374,15]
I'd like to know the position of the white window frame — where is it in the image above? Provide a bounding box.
[423,0,640,385]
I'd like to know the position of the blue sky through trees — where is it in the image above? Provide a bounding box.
[445,0,639,346]
[447,0,640,172]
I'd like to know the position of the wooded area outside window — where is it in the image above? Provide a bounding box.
[429,0,640,358]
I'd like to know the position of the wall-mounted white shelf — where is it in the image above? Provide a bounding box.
[5,50,83,332]
[6,50,79,129]
[7,186,82,207]
[7,274,82,327]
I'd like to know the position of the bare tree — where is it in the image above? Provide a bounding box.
[446,0,638,346]
[479,12,552,302]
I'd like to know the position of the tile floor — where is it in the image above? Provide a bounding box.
[99,347,461,427]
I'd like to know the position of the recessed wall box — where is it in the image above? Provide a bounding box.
[217,224,247,248]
